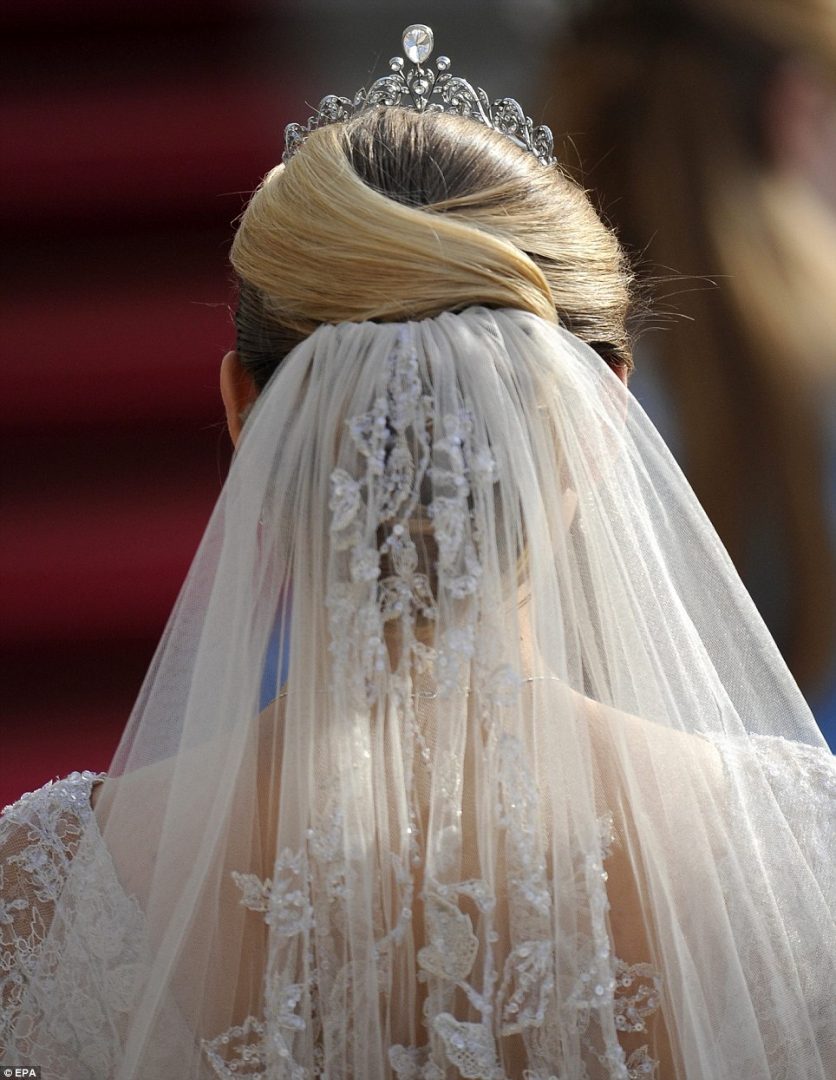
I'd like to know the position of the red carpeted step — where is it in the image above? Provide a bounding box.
[0,77,288,226]
[1,283,231,427]
[2,0,292,797]
[1,699,127,810]
[2,487,215,645]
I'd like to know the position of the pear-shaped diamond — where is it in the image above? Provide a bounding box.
[403,24,433,65]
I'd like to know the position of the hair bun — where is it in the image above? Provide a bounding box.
[231,107,631,384]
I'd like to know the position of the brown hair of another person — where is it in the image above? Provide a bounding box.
[546,0,836,691]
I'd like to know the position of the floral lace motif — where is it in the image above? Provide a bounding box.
[209,331,665,1078]
[215,785,664,1079]
[2,773,104,1042]
[211,748,665,1079]
[4,732,829,1076]
[0,771,151,1077]
[325,326,503,708]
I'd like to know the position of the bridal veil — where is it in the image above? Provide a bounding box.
[3,304,834,1079]
[1,35,834,1077]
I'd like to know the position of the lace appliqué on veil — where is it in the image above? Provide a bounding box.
[326,326,501,707]
[208,331,664,1078]
[213,801,662,1079]
[210,737,663,1080]
[386,773,662,1080]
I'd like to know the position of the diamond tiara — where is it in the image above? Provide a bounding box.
[283,23,555,167]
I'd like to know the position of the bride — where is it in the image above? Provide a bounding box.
[1,25,834,1080]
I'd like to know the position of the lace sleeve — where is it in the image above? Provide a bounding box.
[0,771,105,1055]
[746,732,836,806]
[705,732,836,881]
[1,771,221,1079]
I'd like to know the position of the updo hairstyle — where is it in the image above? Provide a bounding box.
[231,107,634,388]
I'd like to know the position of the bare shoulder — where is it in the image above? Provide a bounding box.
[578,692,725,788]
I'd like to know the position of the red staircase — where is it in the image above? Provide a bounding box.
[1,1,294,806]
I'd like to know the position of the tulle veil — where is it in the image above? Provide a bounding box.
[6,306,835,1079]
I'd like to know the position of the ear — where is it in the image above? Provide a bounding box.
[220,350,258,446]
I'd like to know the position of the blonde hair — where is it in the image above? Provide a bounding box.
[548,0,836,690]
[230,107,633,388]
[230,107,633,648]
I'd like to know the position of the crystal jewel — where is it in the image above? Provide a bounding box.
[283,23,557,167]
[403,24,433,64]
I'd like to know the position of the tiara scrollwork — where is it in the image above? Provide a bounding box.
[283,24,555,167]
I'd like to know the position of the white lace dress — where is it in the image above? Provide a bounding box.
[0,772,217,1078]
[1,731,834,1079]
